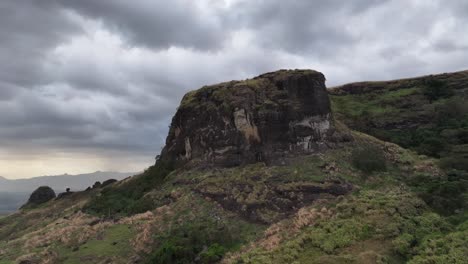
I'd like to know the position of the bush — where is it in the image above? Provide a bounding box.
[440,155,468,171]
[351,145,387,173]
[392,233,415,256]
[199,243,226,263]
[406,170,468,215]
[416,137,446,157]
[435,98,468,124]
[408,227,467,264]
[146,220,235,264]
[423,78,453,102]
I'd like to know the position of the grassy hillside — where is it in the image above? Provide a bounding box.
[329,70,468,173]
[1,70,467,263]
[0,131,466,263]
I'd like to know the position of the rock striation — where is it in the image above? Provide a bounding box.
[160,69,349,167]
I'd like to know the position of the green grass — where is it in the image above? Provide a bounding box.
[144,193,264,264]
[330,90,404,119]
[330,77,468,161]
[0,239,25,263]
[56,224,135,264]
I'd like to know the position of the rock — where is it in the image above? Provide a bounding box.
[196,178,352,224]
[160,69,344,167]
[92,181,102,189]
[22,186,56,207]
[57,191,74,199]
[101,179,118,187]
[18,259,38,264]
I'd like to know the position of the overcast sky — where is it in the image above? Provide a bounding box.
[1,0,467,179]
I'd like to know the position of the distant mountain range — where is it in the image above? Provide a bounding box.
[0,171,136,215]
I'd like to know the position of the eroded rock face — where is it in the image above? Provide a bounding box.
[196,179,352,224]
[160,69,345,167]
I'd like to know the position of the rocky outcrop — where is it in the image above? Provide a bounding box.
[196,179,353,224]
[102,179,118,187]
[22,186,56,208]
[160,69,349,167]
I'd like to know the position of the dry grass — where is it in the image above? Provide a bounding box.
[222,201,335,263]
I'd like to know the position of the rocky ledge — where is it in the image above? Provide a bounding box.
[160,69,351,167]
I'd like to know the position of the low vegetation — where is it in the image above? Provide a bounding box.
[83,161,174,217]
[330,72,468,167]
[351,144,387,174]
[234,188,463,263]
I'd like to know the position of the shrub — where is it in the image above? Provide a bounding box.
[406,170,468,215]
[392,233,415,256]
[435,98,468,124]
[422,78,453,102]
[408,228,468,264]
[416,137,446,157]
[440,154,468,172]
[199,243,226,263]
[146,220,235,264]
[351,145,387,173]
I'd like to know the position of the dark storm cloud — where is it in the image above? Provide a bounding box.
[59,0,227,50]
[1,0,467,177]
[0,1,80,87]
[230,0,388,55]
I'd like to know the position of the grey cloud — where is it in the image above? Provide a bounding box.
[59,0,227,50]
[230,0,389,55]
[433,40,468,53]
[0,1,80,87]
[0,0,468,177]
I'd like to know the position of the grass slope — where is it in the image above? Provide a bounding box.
[0,131,466,263]
[329,70,468,169]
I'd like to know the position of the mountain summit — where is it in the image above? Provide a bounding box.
[160,69,350,167]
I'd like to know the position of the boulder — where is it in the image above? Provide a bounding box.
[101,179,118,187]
[22,186,56,207]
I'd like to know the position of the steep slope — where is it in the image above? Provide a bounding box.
[329,70,468,170]
[329,70,468,216]
[0,70,466,264]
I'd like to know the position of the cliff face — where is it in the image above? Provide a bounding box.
[160,69,347,167]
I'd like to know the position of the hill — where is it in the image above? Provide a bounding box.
[329,70,468,173]
[0,70,466,264]
[0,172,134,215]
